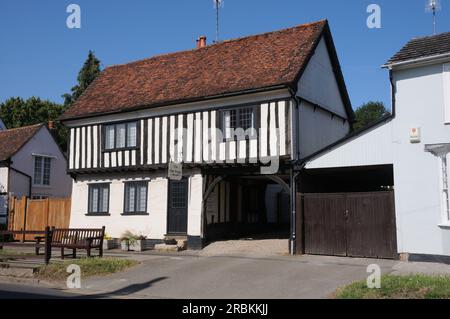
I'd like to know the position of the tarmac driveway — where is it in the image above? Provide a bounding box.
[76,254,397,299]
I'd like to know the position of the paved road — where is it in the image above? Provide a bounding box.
[2,253,448,299]
[78,254,396,299]
[0,282,79,299]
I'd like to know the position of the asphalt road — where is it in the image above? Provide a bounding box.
[0,282,79,299]
[3,253,444,299]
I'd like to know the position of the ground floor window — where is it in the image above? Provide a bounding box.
[88,184,110,215]
[123,181,148,215]
[440,154,450,225]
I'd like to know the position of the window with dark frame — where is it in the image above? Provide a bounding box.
[104,121,138,151]
[33,156,51,186]
[221,106,257,140]
[88,184,110,215]
[124,181,148,215]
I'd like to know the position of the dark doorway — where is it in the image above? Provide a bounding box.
[167,179,188,235]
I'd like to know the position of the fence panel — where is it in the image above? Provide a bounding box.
[8,196,71,241]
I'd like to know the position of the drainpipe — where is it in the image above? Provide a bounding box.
[288,88,302,255]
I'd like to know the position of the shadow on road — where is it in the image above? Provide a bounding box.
[0,276,169,299]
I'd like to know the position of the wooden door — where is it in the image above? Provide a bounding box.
[301,191,397,259]
[167,179,188,235]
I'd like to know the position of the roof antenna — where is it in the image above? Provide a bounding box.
[213,0,224,43]
[426,0,441,35]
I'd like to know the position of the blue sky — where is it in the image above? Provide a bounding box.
[0,0,449,110]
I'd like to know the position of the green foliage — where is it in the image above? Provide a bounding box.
[0,97,68,150]
[36,257,139,281]
[63,50,101,107]
[335,275,450,299]
[353,101,389,131]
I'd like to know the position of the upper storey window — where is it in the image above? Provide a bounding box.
[221,106,257,140]
[104,122,138,151]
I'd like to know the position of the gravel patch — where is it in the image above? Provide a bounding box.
[199,239,289,257]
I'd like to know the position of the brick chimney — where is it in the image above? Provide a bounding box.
[196,36,207,49]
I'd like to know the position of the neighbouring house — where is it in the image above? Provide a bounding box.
[0,119,6,131]
[60,20,354,250]
[301,31,450,261]
[0,124,73,225]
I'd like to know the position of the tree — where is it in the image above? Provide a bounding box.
[353,101,389,131]
[63,50,101,106]
[0,97,67,149]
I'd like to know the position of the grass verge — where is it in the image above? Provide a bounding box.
[0,249,34,257]
[35,257,139,281]
[335,274,450,299]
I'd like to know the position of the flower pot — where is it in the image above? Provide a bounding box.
[129,240,148,252]
[121,240,130,251]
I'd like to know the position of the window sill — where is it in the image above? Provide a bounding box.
[85,213,110,217]
[121,212,149,216]
[438,223,450,229]
[33,185,52,189]
[103,147,139,153]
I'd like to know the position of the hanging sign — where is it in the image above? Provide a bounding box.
[168,162,183,181]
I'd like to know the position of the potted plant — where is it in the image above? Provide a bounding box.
[120,231,148,252]
[103,233,118,250]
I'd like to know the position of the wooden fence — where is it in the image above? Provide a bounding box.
[8,196,71,241]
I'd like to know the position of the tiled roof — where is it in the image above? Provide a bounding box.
[61,20,329,120]
[386,31,450,65]
[0,124,43,161]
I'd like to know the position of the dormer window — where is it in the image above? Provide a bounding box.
[104,121,138,151]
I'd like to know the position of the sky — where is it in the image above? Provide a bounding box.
[0,0,449,111]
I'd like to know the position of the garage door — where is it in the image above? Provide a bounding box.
[299,191,397,259]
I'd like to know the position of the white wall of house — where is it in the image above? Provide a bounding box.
[391,61,450,256]
[297,36,351,159]
[298,100,350,159]
[10,126,72,199]
[305,59,450,257]
[70,171,203,239]
[305,120,394,169]
[298,37,347,118]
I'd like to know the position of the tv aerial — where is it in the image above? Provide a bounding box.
[426,0,441,34]
[213,0,224,43]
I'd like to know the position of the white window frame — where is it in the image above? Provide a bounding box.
[439,154,450,226]
[443,63,450,124]
[221,106,257,141]
[33,155,52,186]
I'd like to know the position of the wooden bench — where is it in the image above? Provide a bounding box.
[36,227,105,259]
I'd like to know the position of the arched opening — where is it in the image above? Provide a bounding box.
[202,174,291,247]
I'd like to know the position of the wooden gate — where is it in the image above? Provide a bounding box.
[298,191,397,259]
[8,196,71,241]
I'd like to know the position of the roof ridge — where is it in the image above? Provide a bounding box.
[105,19,328,70]
[0,123,43,134]
[409,30,450,41]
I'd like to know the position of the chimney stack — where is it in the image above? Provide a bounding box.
[196,36,207,49]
